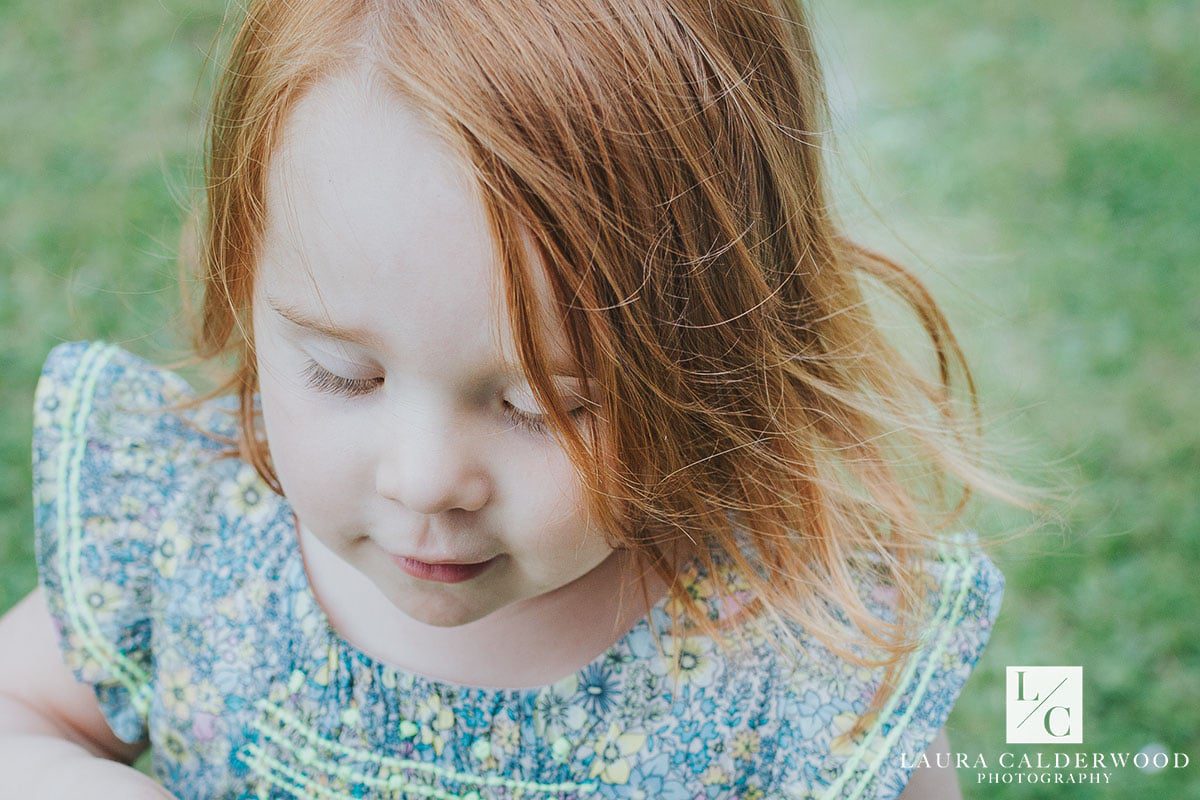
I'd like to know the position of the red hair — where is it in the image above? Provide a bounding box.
[165,0,1023,740]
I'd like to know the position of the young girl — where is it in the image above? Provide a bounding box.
[0,0,1008,798]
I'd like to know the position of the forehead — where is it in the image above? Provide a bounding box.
[257,64,573,372]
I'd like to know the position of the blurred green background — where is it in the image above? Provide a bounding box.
[1,0,1196,797]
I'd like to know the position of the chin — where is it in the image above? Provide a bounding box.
[413,610,486,628]
[391,593,499,628]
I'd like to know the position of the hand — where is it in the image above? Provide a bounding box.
[38,754,179,800]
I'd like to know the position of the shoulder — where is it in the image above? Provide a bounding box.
[764,533,1003,799]
[32,340,234,468]
[35,340,192,420]
[29,341,280,743]
[30,339,285,577]
[31,340,247,547]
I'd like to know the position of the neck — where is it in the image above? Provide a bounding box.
[298,523,675,689]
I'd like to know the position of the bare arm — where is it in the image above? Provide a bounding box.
[0,587,172,798]
[897,728,963,800]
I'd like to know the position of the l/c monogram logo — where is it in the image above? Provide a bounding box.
[1005,666,1083,744]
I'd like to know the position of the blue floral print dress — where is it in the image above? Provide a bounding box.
[32,341,1004,800]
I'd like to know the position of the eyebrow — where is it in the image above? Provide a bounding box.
[266,294,385,349]
[266,293,586,380]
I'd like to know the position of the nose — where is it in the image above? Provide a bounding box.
[374,401,491,514]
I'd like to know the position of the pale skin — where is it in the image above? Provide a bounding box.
[898,729,964,800]
[250,61,674,687]
[0,59,962,799]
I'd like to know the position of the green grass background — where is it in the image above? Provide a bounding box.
[1,0,1196,797]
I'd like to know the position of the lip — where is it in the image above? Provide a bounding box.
[390,554,498,584]
[405,557,488,565]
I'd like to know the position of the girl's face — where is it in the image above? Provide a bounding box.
[251,65,612,628]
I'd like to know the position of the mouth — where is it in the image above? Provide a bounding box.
[390,554,499,584]
[399,555,492,566]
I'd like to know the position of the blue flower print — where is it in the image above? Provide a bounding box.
[579,662,621,716]
[28,338,1004,800]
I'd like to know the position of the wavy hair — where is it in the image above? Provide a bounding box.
[165,0,1023,742]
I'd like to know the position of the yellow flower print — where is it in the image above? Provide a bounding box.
[75,576,123,623]
[339,702,362,728]
[217,636,258,674]
[311,643,339,686]
[63,629,106,684]
[111,444,158,477]
[665,572,717,619]
[293,590,327,640]
[32,454,59,505]
[159,726,196,768]
[534,678,588,740]
[162,666,198,720]
[471,737,499,771]
[714,562,754,606]
[221,465,275,524]
[489,714,520,760]
[33,377,64,430]
[117,493,148,520]
[288,669,307,694]
[152,519,191,578]
[415,693,456,756]
[731,729,761,759]
[551,736,573,763]
[214,594,239,620]
[829,711,886,760]
[937,647,963,671]
[587,722,646,785]
[82,515,125,544]
[664,636,718,688]
[216,578,271,621]
[192,679,223,714]
[268,680,290,705]
[701,763,730,786]
[824,663,875,700]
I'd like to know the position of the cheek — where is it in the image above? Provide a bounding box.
[255,347,370,521]
[503,444,608,559]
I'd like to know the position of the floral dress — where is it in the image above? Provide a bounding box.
[31,340,1004,800]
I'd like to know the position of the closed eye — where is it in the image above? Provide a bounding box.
[302,359,591,434]
[501,401,589,435]
[301,359,381,397]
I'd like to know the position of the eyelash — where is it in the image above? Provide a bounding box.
[299,359,585,434]
[301,359,380,397]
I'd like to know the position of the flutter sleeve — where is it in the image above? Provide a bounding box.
[772,532,1005,800]
[31,340,205,745]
